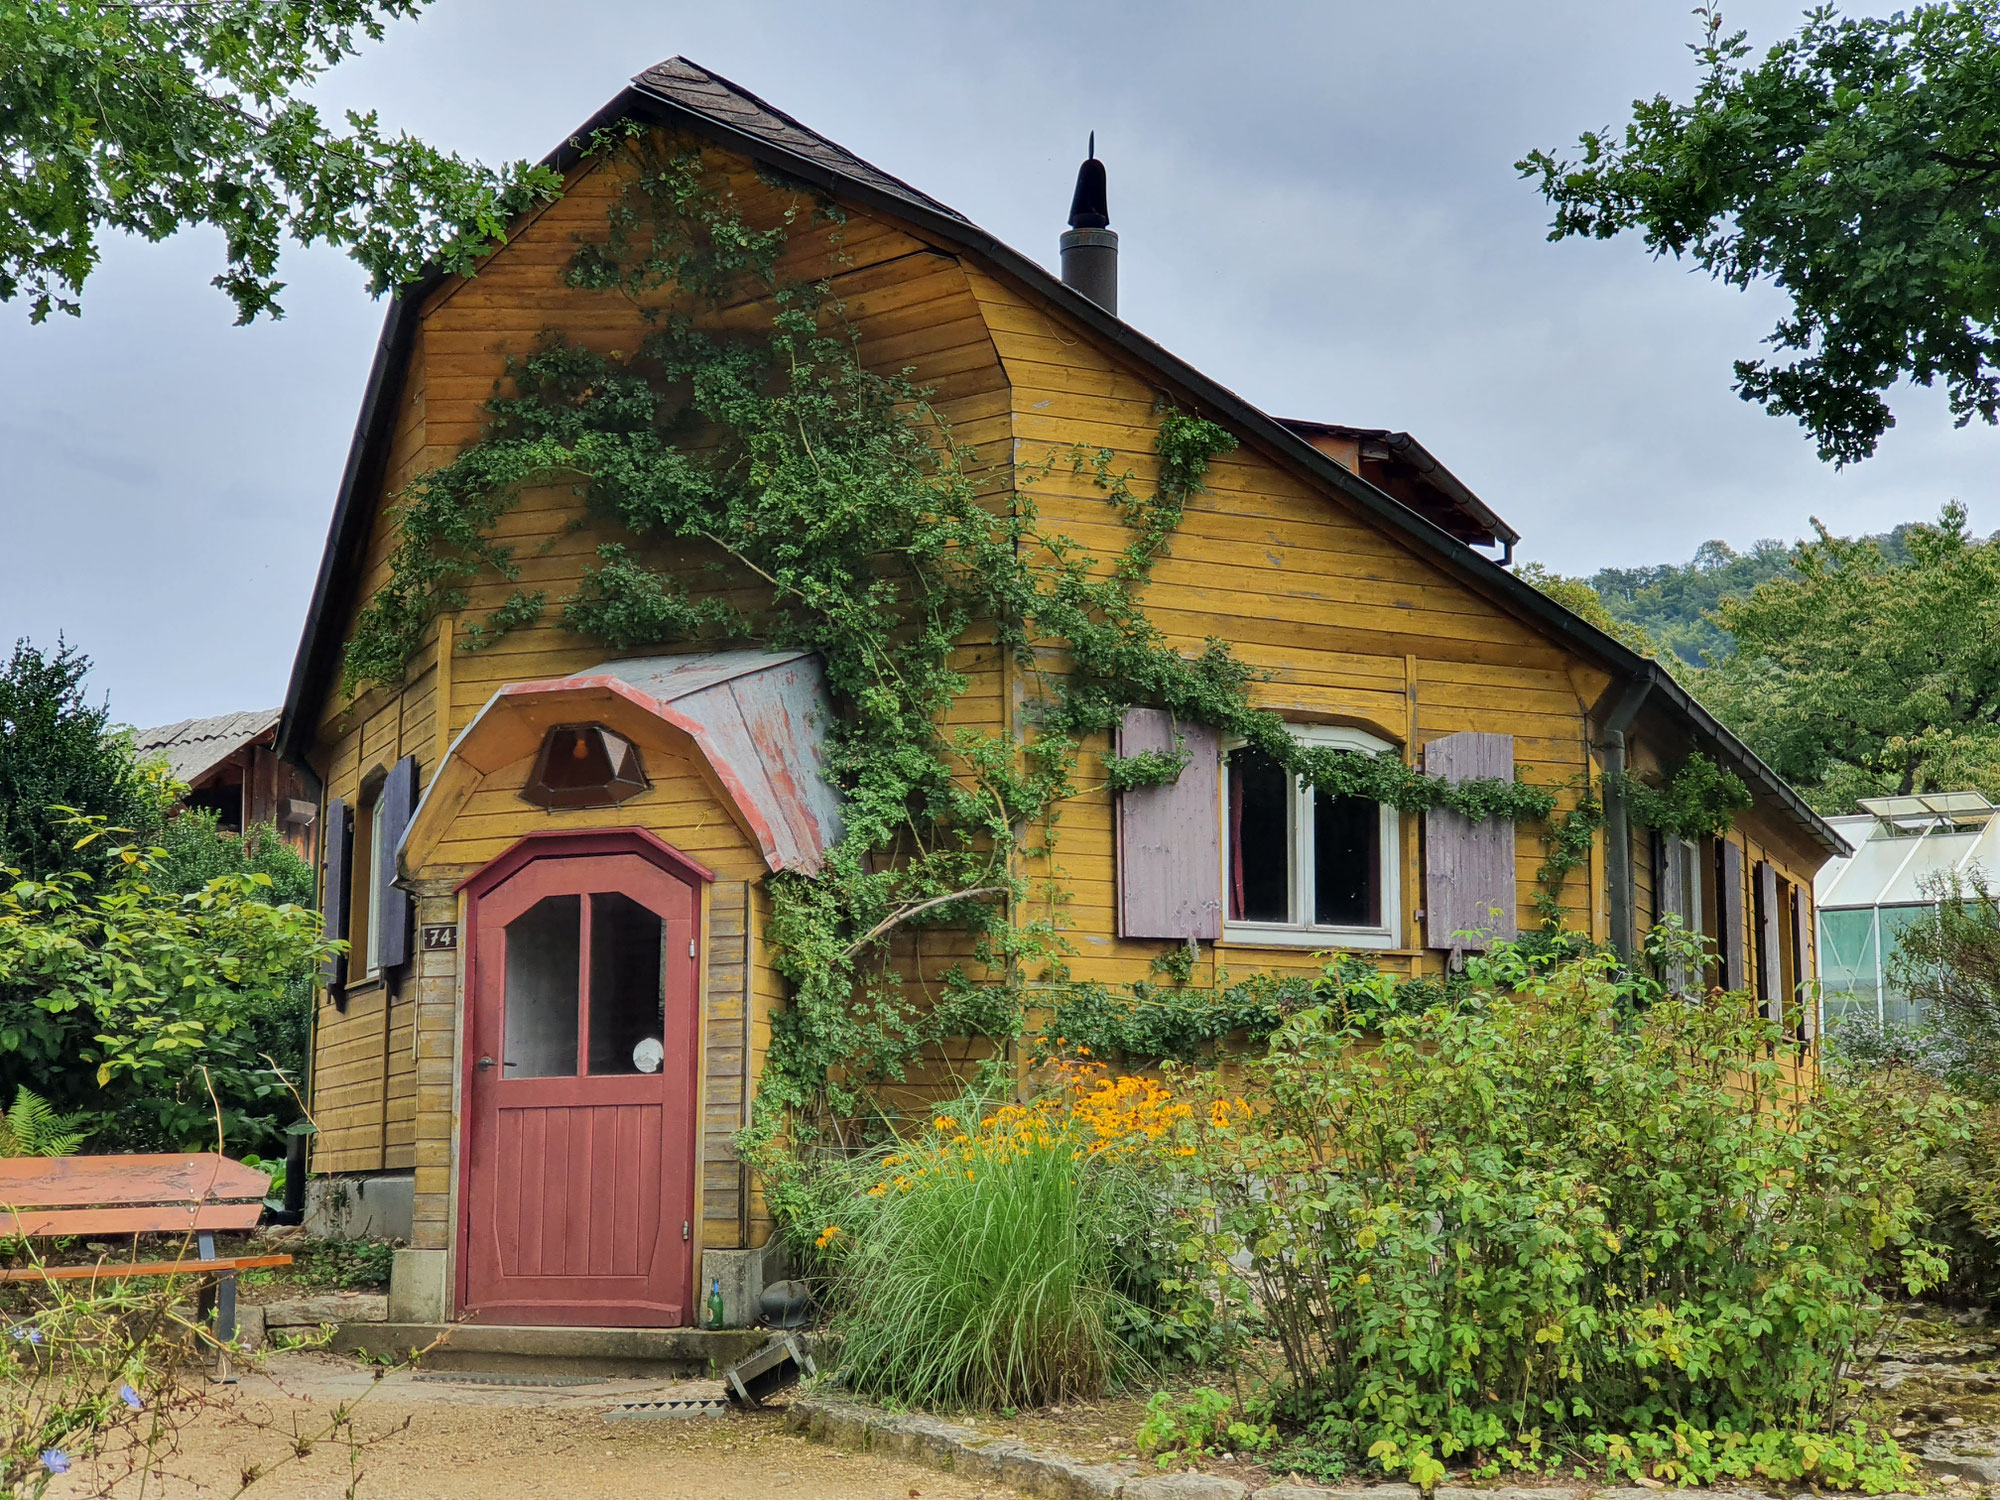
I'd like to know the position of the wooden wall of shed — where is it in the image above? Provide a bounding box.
[305,136,1012,1200]
[958,265,1602,986]
[306,127,1840,1191]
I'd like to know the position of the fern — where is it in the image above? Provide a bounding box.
[0,1087,87,1157]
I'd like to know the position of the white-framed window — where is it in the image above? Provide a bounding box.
[1224,723,1401,949]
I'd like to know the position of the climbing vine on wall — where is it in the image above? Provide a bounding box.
[1619,753,1754,841]
[342,131,1611,1141]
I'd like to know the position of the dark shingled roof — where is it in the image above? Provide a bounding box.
[277,57,1847,860]
[632,59,971,226]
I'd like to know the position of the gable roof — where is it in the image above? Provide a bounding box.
[278,58,1845,859]
[136,708,280,788]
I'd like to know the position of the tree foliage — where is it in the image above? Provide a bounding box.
[1696,502,2000,810]
[0,639,166,880]
[1522,1,2000,464]
[0,816,333,1153]
[1,0,559,322]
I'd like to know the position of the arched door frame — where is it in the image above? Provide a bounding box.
[454,828,714,1324]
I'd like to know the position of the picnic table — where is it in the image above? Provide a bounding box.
[0,1153,292,1346]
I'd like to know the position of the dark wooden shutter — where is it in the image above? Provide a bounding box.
[1757,859,1783,1024]
[1423,732,1516,954]
[1795,889,1817,1042]
[321,797,352,994]
[1719,838,1745,990]
[376,754,419,972]
[1115,708,1222,941]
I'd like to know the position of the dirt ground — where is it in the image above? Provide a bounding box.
[46,1352,1020,1500]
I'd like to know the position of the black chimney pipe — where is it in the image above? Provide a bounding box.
[1060,134,1118,314]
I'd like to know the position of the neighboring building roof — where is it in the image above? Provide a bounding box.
[278,57,1847,860]
[134,708,280,789]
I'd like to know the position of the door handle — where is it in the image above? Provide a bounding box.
[476,1055,498,1071]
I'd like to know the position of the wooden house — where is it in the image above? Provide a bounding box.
[275,60,1847,1332]
[136,709,318,862]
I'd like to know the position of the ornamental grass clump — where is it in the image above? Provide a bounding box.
[1177,941,1953,1490]
[823,1068,1187,1408]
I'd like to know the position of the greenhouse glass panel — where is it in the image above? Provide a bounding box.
[1817,907,1879,1025]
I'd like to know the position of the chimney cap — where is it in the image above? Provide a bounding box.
[1067,134,1109,230]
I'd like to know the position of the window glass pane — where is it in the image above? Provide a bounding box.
[1878,904,1934,1028]
[503,894,580,1077]
[1314,790,1380,927]
[366,799,390,974]
[1228,747,1291,922]
[588,892,666,1075]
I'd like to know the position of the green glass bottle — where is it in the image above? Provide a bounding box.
[706,1277,726,1329]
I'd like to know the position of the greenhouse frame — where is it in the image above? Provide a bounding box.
[1814,791,1998,1028]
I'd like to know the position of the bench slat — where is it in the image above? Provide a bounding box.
[0,1154,269,1211]
[0,1204,265,1237]
[0,1255,292,1284]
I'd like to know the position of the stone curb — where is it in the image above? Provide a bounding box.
[783,1397,1939,1500]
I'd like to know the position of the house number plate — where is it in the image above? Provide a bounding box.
[422,924,458,951]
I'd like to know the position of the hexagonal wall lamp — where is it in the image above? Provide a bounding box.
[522,723,650,809]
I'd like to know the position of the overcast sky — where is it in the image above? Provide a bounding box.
[5,0,1995,730]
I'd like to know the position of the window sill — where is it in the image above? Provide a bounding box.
[333,974,388,1002]
[1220,925,1401,952]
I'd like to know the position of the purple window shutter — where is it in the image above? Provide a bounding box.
[376,755,419,972]
[1423,732,1517,954]
[1720,839,1746,990]
[1116,708,1222,941]
[1757,859,1783,1024]
[321,797,351,995]
[1795,889,1817,1042]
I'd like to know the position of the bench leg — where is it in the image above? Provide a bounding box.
[194,1232,216,1325]
[194,1232,236,1382]
[215,1269,236,1345]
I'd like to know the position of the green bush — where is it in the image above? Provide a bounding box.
[810,1076,1194,1408]
[1176,942,1950,1488]
[0,815,334,1154]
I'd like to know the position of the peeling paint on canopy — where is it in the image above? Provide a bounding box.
[405,648,844,876]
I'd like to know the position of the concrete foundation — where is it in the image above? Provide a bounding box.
[700,1239,784,1328]
[387,1248,449,1323]
[305,1172,414,1242]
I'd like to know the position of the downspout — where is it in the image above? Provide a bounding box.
[1597,673,1654,963]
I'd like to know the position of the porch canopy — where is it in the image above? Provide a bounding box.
[400,648,844,878]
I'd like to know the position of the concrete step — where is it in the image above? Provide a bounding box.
[261,1293,388,1327]
[333,1321,770,1378]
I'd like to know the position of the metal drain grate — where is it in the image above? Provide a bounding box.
[412,1372,607,1387]
[604,1397,732,1420]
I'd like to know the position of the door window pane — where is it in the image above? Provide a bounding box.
[1228,747,1291,922]
[588,892,667,1075]
[1314,790,1379,926]
[503,894,580,1077]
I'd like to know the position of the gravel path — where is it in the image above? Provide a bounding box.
[47,1352,1017,1500]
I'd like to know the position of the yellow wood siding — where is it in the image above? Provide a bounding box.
[303,128,1832,1225]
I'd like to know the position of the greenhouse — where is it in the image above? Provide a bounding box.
[1814,791,1999,1028]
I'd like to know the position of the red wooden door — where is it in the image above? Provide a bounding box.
[461,852,698,1326]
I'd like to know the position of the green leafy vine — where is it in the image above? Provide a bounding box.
[1620,753,1753,841]
[339,135,1634,1141]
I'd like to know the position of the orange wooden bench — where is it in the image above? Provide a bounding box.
[0,1154,291,1344]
